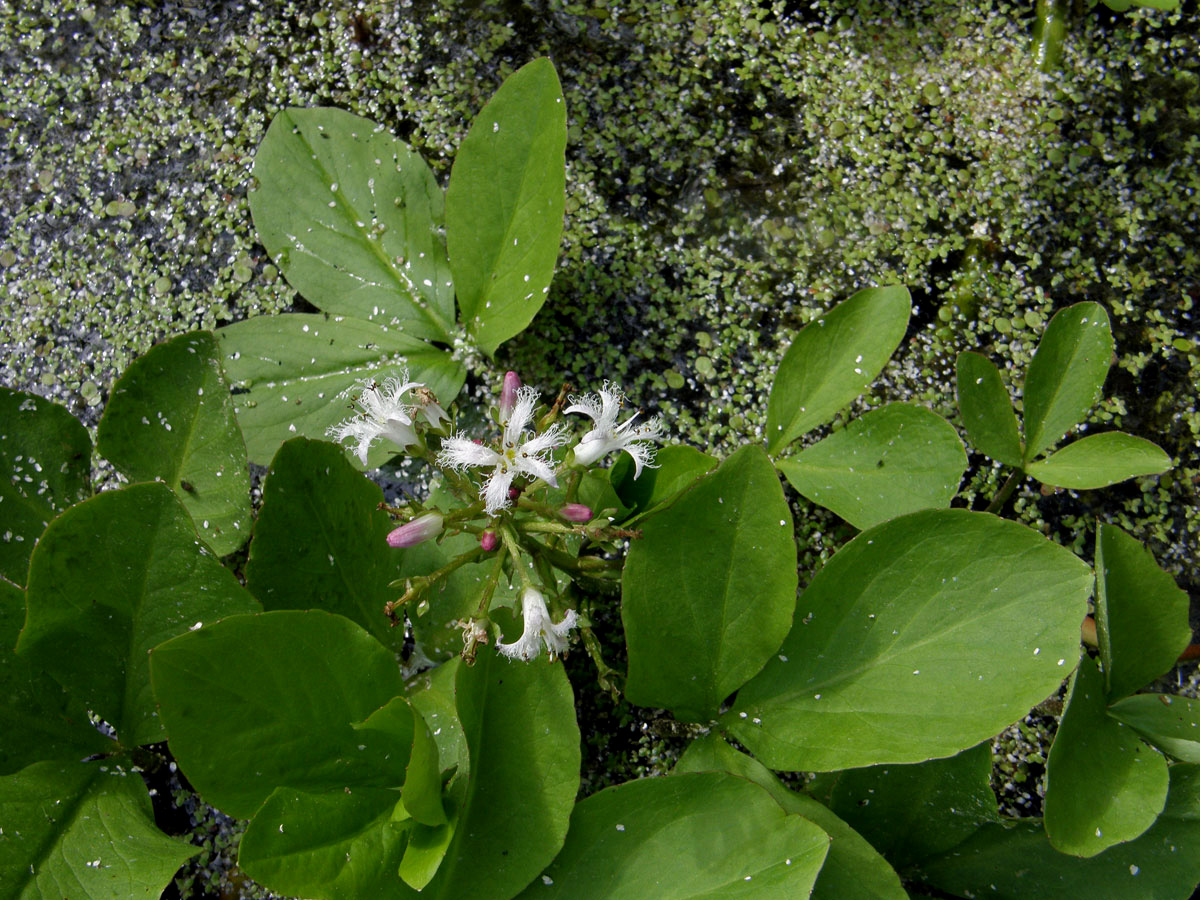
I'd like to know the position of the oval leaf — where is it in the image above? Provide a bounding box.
[1044,655,1168,857]
[446,58,567,356]
[97,331,251,556]
[0,578,111,775]
[727,509,1092,771]
[955,350,1023,466]
[0,388,91,586]
[0,760,197,900]
[246,437,404,653]
[622,445,798,721]
[520,772,830,900]
[239,786,410,900]
[827,743,999,870]
[766,285,911,454]
[421,650,580,900]
[1109,694,1200,764]
[1026,431,1171,490]
[150,610,407,818]
[776,403,966,530]
[250,108,454,341]
[1022,302,1113,463]
[916,765,1200,899]
[217,313,465,466]
[674,735,907,900]
[1094,523,1191,702]
[18,482,260,746]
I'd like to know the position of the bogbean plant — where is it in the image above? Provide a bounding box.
[1,58,1197,900]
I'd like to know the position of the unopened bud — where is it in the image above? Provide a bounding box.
[499,371,521,421]
[386,512,443,548]
[561,503,593,523]
[479,530,499,552]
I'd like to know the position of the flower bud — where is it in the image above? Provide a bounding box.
[386,512,443,548]
[479,530,499,552]
[499,371,521,421]
[561,503,593,523]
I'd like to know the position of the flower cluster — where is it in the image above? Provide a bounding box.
[329,370,663,664]
[326,372,447,465]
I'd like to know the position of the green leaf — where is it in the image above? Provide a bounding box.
[776,403,966,530]
[446,58,567,356]
[1044,656,1169,857]
[766,285,911,454]
[1025,432,1171,490]
[826,743,1000,870]
[18,483,259,746]
[674,734,907,900]
[727,509,1091,771]
[0,759,197,900]
[407,658,468,776]
[400,819,457,892]
[250,108,454,341]
[518,772,831,900]
[419,650,580,900]
[96,331,251,556]
[352,696,446,826]
[239,786,411,900]
[0,577,110,775]
[914,764,1200,899]
[149,610,407,818]
[955,351,1022,466]
[246,437,404,653]
[0,388,91,586]
[1022,302,1113,463]
[217,312,465,466]
[1094,523,1191,702]
[623,445,798,721]
[611,444,718,517]
[1110,695,1200,764]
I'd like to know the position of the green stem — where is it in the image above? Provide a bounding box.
[472,548,508,619]
[580,621,623,701]
[500,523,533,589]
[985,468,1026,515]
[1031,0,1069,73]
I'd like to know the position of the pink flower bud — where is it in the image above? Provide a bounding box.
[499,371,521,421]
[386,512,443,548]
[479,530,499,552]
[508,485,522,501]
[561,503,593,523]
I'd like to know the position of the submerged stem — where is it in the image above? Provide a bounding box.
[1031,0,1069,72]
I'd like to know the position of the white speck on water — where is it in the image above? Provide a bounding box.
[779,654,788,662]
[739,711,748,718]
[780,519,786,526]
[1058,659,1066,666]
[744,876,752,882]
[814,693,821,700]
[1034,648,1040,655]
[524,274,531,282]
[279,824,285,833]
[1096,828,1103,837]
[492,122,499,132]
[330,183,338,191]
[1130,865,1140,876]
[542,876,554,885]
[615,824,625,832]
[913,670,920,675]
[289,424,297,432]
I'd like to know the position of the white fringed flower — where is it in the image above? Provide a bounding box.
[565,383,664,477]
[498,586,578,661]
[437,386,567,514]
[328,373,424,465]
